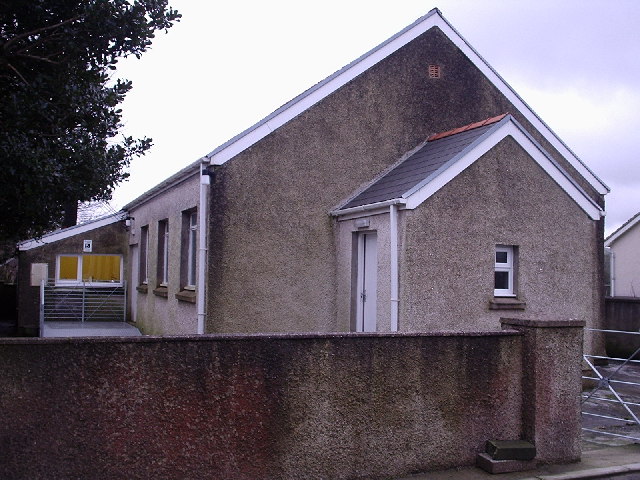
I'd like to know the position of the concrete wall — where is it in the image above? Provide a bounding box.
[17,221,128,335]
[0,319,584,480]
[127,173,199,335]
[334,139,601,336]
[207,26,604,334]
[609,224,640,297]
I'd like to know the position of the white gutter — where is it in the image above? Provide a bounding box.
[330,198,406,217]
[390,204,399,331]
[197,159,210,334]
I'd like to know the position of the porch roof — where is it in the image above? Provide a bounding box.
[333,114,604,221]
[340,115,505,210]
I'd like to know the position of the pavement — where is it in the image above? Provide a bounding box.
[395,443,640,479]
[41,321,142,337]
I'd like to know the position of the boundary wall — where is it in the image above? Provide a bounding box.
[0,319,583,480]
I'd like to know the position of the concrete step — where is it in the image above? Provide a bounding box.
[476,453,537,474]
[476,439,537,474]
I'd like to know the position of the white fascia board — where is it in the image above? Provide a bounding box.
[605,213,640,247]
[404,119,603,221]
[123,160,200,211]
[206,9,607,196]
[208,10,443,165]
[18,213,125,251]
[335,208,391,222]
[331,198,406,220]
[435,16,608,195]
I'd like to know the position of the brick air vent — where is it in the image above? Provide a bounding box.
[428,64,441,78]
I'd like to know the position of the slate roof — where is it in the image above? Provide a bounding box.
[341,115,506,210]
[123,160,201,211]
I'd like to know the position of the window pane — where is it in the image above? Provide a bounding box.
[82,255,121,282]
[495,271,509,290]
[188,227,197,286]
[59,256,79,280]
[140,226,148,284]
[496,251,508,263]
[163,223,169,284]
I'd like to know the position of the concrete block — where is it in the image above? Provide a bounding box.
[485,439,536,460]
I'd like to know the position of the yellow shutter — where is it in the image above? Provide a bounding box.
[58,256,79,280]
[82,255,121,282]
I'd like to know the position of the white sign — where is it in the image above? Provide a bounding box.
[30,263,48,287]
[83,239,93,252]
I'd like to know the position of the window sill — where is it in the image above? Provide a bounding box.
[136,284,148,294]
[489,297,526,310]
[152,286,168,298]
[176,290,196,303]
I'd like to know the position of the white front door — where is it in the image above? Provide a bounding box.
[356,232,377,332]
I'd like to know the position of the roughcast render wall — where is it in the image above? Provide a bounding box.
[0,324,582,479]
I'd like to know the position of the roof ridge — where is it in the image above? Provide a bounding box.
[200,11,607,194]
[427,113,508,142]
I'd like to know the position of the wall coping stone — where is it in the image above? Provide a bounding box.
[0,329,522,345]
[501,317,585,328]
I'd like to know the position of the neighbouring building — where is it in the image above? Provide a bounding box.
[16,213,128,335]
[605,212,640,297]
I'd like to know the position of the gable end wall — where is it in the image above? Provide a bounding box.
[400,136,600,333]
[207,26,602,333]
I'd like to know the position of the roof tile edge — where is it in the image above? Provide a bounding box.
[427,113,508,142]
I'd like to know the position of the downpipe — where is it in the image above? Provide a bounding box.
[197,160,210,334]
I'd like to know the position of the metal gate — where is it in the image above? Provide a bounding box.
[582,328,640,444]
[41,279,127,323]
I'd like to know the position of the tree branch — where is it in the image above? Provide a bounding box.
[3,16,81,52]
[5,62,28,85]
[14,52,60,65]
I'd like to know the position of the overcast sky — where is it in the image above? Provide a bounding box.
[112,0,640,236]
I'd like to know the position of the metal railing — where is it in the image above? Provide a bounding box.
[41,279,126,323]
[582,328,640,443]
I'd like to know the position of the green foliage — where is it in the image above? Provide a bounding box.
[0,0,180,244]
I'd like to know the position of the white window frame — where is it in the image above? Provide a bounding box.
[186,211,197,289]
[494,245,515,297]
[55,254,124,287]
